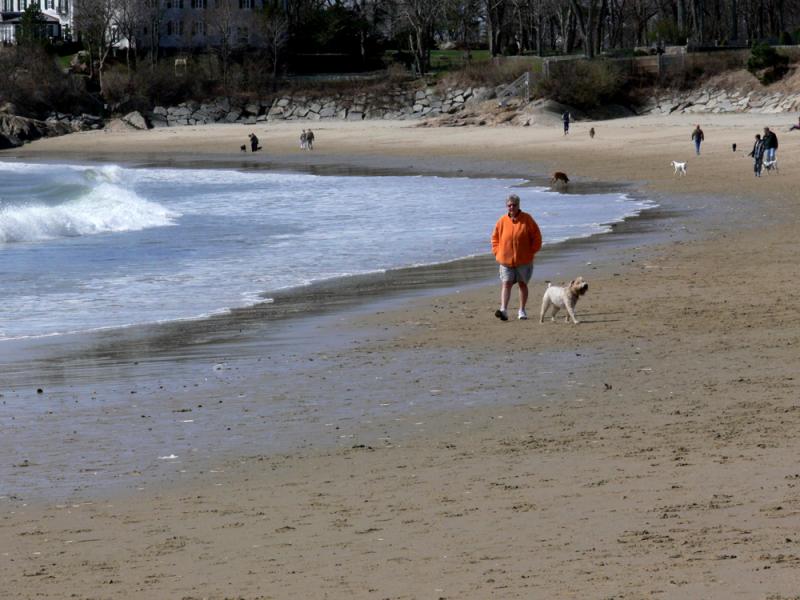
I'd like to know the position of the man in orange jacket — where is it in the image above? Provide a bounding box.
[491,194,543,321]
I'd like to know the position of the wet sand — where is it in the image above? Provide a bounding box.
[2,114,800,598]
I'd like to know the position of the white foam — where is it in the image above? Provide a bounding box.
[0,183,178,243]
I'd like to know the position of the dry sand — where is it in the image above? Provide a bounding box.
[2,113,800,599]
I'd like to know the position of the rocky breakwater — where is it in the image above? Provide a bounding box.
[145,85,486,128]
[640,88,800,115]
[265,86,484,121]
[0,104,103,150]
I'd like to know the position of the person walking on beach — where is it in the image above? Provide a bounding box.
[300,129,307,149]
[562,111,571,135]
[491,194,542,321]
[763,127,778,161]
[749,133,765,177]
[306,129,315,150]
[691,124,704,155]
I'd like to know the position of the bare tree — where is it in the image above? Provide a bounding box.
[256,1,289,88]
[400,0,442,74]
[568,0,603,56]
[204,0,249,92]
[73,0,117,93]
[444,0,482,59]
[112,0,148,72]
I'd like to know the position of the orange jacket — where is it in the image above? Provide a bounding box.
[491,211,542,267]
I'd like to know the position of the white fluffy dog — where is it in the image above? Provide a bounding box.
[763,158,779,174]
[671,160,687,176]
[539,277,589,324]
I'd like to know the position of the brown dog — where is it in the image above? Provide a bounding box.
[551,171,569,185]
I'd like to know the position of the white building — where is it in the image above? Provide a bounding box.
[158,0,266,49]
[0,0,73,44]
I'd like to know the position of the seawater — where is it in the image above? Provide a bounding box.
[0,161,654,340]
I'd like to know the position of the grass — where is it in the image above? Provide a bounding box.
[57,53,75,70]
[429,49,491,71]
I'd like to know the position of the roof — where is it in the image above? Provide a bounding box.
[0,12,61,24]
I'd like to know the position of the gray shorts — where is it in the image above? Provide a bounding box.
[499,262,533,284]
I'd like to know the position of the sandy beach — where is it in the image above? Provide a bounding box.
[2,112,800,599]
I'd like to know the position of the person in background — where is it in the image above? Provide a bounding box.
[249,132,260,152]
[748,133,765,177]
[306,129,315,150]
[691,124,704,155]
[562,111,571,135]
[762,126,778,161]
[490,194,543,321]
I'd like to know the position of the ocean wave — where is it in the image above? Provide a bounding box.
[0,181,179,243]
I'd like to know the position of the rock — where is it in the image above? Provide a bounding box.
[214,97,231,112]
[122,110,150,130]
[0,102,19,115]
[0,113,71,149]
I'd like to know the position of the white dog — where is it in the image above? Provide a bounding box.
[763,158,779,174]
[539,277,589,324]
[671,160,687,176]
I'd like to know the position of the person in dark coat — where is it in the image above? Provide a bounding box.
[249,133,260,152]
[748,133,765,177]
[762,127,778,162]
[691,124,704,155]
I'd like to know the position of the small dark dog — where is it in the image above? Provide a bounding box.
[589,127,595,139]
[551,171,569,185]
[240,145,247,152]
[732,143,737,152]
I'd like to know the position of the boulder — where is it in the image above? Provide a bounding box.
[122,110,150,130]
[0,113,71,149]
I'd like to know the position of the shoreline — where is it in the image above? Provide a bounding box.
[2,116,800,598]
[0,154,666,502]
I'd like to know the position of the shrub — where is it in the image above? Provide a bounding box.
[131,61,203,107]
[535,59,626,109]
[0,45,86,116]
[747,42,789,84]
[440,57,536,89]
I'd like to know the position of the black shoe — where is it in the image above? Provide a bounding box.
[494,309,508,321]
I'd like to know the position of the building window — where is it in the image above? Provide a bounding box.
[191,20,205,36]
[239,0,252,8]
[191,0,206,7]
